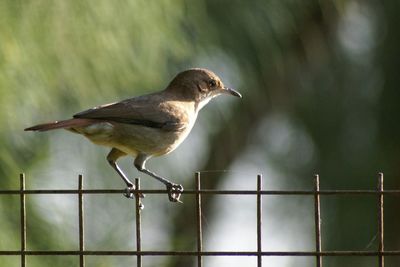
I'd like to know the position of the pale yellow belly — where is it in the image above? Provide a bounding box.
[71,121,192,157]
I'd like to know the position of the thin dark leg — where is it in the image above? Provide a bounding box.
[107,148,145,199]
[134,153,183,202]
[107,148,134,188]
[110,161,134,188]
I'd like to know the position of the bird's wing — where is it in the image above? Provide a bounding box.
[73,95,187,131]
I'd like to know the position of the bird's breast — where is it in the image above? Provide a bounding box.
[110,116,197,157]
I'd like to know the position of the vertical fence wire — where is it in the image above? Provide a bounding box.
[195,172,203,267]
[78,175,85,267]
[314,174,322,267]
[20,173,26,267]
[257,175,262,267]
[378,173,384,267]
[135,178,142,267]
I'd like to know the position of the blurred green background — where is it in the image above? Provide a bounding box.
[1,0,400,266]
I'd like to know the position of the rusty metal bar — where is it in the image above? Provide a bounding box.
[257,175,262,267]
[78,175,85,267]
[378,173,384,267]
[135,178,142,267]
[314,174,322,267]
[3,250,400,256]
[3,189,400,195]
[20,173,26,267]
[195,172,203,267]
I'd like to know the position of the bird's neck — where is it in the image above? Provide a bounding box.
[196,96,213,112]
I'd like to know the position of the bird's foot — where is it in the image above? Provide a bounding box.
[124,184,145,199]
[166,183,184,203]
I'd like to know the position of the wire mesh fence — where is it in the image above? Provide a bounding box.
[0,172,398,267]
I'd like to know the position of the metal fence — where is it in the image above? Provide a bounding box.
[0,172,398,267]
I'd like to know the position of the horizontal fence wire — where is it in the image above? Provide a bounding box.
[2,189,400,195]
[3,251,400,256]
[0,172,397,267]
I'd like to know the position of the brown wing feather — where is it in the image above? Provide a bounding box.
[73,94,187,131]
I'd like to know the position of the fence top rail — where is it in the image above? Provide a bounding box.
[0,189,398,195]
[1,250,400,256]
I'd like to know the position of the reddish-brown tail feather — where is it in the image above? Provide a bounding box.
[24,118,97,132]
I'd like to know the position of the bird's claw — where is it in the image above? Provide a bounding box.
[124,185,145,199]
[167,183,184,203]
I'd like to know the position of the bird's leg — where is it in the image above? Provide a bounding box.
[134,153,183,203]
[107,148,144,199]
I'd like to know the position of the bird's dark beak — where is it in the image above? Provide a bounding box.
[222,87,242,98]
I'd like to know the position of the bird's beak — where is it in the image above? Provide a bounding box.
[221,87,242,98]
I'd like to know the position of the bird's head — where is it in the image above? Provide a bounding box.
[167,68,242,110]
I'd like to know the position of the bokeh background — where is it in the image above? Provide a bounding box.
[1,0,400,266]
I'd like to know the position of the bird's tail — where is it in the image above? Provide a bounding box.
[24,118,97,132]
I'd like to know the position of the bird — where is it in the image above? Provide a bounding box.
[25,68,242,202]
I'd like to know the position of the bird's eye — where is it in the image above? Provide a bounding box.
[208,79,217,88]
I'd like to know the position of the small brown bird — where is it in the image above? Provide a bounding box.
[25,68,241,202]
